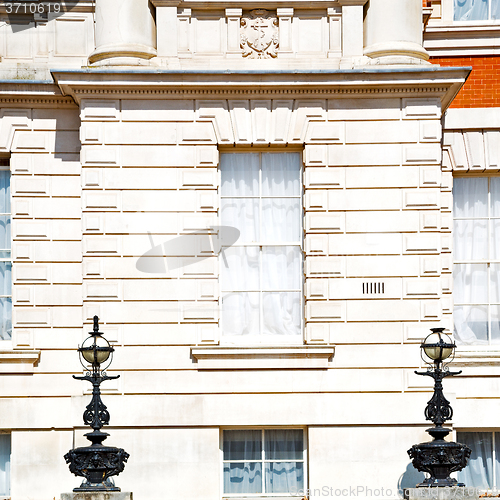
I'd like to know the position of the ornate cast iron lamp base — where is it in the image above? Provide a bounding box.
[408,427,471,488]
[65,444,129,491]
[65,429,129,492]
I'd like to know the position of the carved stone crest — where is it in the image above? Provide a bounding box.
[240,10,279,59]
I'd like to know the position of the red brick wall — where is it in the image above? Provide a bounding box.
[429,56,500,108]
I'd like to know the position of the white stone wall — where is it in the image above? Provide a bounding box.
[0,90,461,500]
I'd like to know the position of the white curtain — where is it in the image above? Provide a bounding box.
[492,0,500,18]
[0,434,10,496]
[453,177,500,345]
[457,432,493,489]
[0,170,11,341]
[220,153,301,338]
[455,0,489,20]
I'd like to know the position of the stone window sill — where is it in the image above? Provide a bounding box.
[0,350,40,373]
[191,345,335,370]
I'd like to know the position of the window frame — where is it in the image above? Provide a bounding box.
[453,174,500,346]
[218,150,304,345]
[456,429,500,490]
[220,427,308,498]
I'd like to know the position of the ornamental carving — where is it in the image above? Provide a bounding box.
[240,10,279,59]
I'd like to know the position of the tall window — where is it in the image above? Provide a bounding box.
[453,177,500,345]
[0,434,10,496]
[0,167,11,341]
[457,431,500,489]
[223,429,304,495]
[455,0,500,21]
[220,153,302,342]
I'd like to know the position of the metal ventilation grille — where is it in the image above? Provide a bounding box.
[362,282,385,294]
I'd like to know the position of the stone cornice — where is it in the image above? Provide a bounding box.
[0,81,76,108]
[52,67,470,110]
[424,23,500,56]
[177,0,341,7]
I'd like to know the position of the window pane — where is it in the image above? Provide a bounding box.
[454,263,488,304]
[491,220,500,260]
[454,0,489,20]
[221,247,259,292]
[221,199,259,243]
[224,462,262,494]
[490,305,500,344]
[492,0,500,18]
[222,292,260,336]
[265,462,303,494]
[0,172,10,214]
[265,430,303,460]
[453,177,488,218]
[261,199,301,243]
[221,153,259,196]
[262,246,302,291]
[491,177,500,216]
[262,292,301,336]
[0,434,10,497]
[457,432,493,489]
[224,430,262,460]
[454,305,488,345]
[0,216,11,251]
[262,153,301,196]
[490,264,500,303]
[454,220,488,260]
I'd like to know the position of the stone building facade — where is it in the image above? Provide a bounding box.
[0,0,496,499]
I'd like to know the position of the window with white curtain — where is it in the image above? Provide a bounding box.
[453,177,500,345]
[0,434,10,496]
[457,431,500,489]
[0,166,11,341]
[455,0,500,20]
[223,429,305,495]
[220,153,302,342]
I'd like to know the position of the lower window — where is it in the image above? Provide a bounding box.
[223,429,304,495]
[0,433,10,496]
[457,431,499,489]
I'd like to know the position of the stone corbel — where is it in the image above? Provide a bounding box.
[225,8,242,58]
[152,0,181,58]
[277,8,293,57]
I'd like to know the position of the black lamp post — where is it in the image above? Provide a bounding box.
[407,328,471,487]
[64,316,129,491]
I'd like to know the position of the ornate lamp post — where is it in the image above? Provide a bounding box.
[407,328,471,487]
[64,316,129,491]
